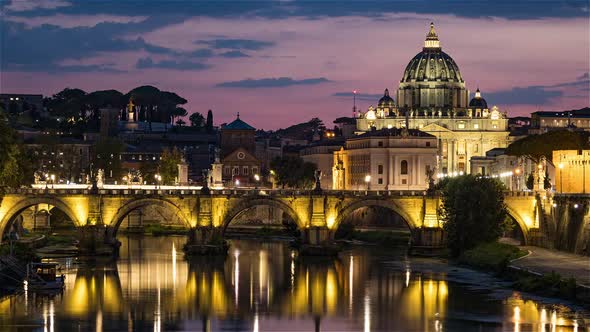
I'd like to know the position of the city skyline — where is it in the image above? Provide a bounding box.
[1,0,589,129]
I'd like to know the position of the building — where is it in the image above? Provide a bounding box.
[553,150,590,194]
[220,114,261,186]
[333,128,437,191]
[24,137,92,184]
[0,94,43,116]
[300,140,344,190]
[530,108,590,134]
[354,23,510,174]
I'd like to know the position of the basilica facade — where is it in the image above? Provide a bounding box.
[355,23,510,175]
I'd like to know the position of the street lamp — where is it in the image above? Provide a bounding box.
[514,168,521,191]
[235,179,240,188]
[364,174,371,191]
[50,174,55,188]
[254,174,260,189]
[154,174,162,189]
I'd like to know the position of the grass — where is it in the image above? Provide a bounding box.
[143,224,187,236]
[458,242,527,272]
[512,271,578,300]
[351,230,411,247]
[334,223,411,247]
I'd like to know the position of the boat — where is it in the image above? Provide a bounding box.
[25,262,65,291]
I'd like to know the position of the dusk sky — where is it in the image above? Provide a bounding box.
[1,0,589,129]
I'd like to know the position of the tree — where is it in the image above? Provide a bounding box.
[206,109,213,132]
[270,156,317,189]
[159,147,183,185]
[189,112,205,128]
[170,107,188,126]
[526,174,534,190]
[438,175,507,257]
[0,109,31,189]
[84,89,124,131]
[506,130,590,163]
[176,119,186,127]
[544,171,552,190]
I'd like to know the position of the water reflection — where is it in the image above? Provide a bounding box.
[0,236,586,331]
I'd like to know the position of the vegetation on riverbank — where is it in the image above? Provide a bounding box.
[457,242,581,302]
[0,243,38,262]
[142,225,187,236]
[335,223,410,247]
[458,242,526,272]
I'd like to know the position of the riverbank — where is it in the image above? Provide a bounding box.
[456,242,589,306]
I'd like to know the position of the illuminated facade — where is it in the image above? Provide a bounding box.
[332,128,438,191]
[355,23,510,174]
[553,149,590,194]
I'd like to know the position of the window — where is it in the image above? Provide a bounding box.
[402,179,407,184]
[224,166,230,175]
[243,166,249,175]
[378,165,383,174]
[458,123,465,129]
[252,167,258,175]
[426,142,431,147]
[474,123,479,129]
[401,160,408,175]
[232,167,239,175]
[378,141,383,147]
[378,178,383,184]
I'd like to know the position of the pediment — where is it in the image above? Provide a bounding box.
[421,123,453,133]
[222,148,259,163]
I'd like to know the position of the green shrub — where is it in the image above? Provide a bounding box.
[459,242,526,272]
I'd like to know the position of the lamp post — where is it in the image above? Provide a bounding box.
[364,174,371,191]
[50,174,55,188]
[154,174,162,189]
[254,174,260,189]
[235,179,240,188]
[558,163,563,194]
[514,168,521,191]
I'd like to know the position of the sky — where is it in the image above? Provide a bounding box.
[1,0,589,129]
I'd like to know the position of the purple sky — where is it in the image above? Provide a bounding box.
[1,1,589,129]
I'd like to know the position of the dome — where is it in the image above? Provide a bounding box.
[378,89,394,107]
[400,23,464,83]
[469,89,488,109]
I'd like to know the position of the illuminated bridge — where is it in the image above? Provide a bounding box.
[0,187,586,254]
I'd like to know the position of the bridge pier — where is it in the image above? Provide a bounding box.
[299,226,340,256]
[411,227,445,249]
[183,227,229,256]
[78,225,120,256]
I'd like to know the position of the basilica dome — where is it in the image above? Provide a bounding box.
[400,23,463,83]
[396,23,469,111]
[378,89,394,108]
[468,88,488,109]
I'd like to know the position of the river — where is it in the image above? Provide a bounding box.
[0,235,587,331]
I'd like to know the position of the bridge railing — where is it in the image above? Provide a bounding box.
[5,187,434,197]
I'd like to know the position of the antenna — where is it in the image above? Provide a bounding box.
[352,90,357,117]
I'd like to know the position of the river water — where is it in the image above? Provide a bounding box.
[0,236,587,331]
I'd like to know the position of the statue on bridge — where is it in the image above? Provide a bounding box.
[96,169,104,188]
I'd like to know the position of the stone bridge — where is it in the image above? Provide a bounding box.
[0,187,573,254]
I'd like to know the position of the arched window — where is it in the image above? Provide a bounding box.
[401,160,408,175]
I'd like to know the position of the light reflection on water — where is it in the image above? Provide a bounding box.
[0,236,586,331]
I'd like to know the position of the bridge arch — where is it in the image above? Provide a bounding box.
[0,196,81,241]
[108,198,191,237]
[334,199,418,232]
[222,197,304,232]
[504,206,530,245]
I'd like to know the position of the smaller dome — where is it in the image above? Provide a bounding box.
[378,89,394,107]
[469,88,488,109]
